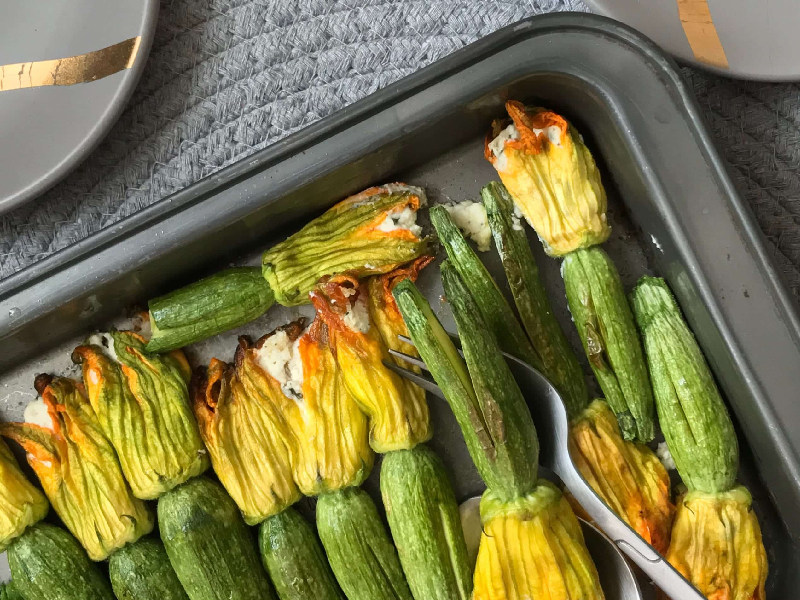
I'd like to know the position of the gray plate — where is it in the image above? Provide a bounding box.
[0,0,159,213]
[0,13,797,595]
[585,0,800,80]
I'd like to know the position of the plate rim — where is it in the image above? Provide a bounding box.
[0,0,161,215]
[583,0,800,81]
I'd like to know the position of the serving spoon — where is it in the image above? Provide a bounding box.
[385,335,703,600]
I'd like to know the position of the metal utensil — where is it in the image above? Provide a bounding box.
[386,335,704,600]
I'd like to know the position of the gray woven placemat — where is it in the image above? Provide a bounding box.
[1,0,798,297]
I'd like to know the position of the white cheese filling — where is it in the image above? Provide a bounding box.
[24,398,54,431]
[656,442,677,471]
[255,330,305,401]
[489,124,520,157]
[86,332,119,363]
[443,201,492,252]
[376,206,422,238]
[342,297,371,334]
[489,124,519,173]
[512,204,525,231]
[459,496,482,567]
[489,122,562,172]
[532,124,562,147]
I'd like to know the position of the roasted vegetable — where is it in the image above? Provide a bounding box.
[192,352,300,525]
[263,183,429,306]
[394,276,604,599]
[72,331,209,500]
[147,267,275,353]
[259,507,345,600]
[158,476,276,600]
[563,247,655,442]
[243,319,373,495]
[666,487,767,600]
[0,437,48,551]
[380,446,473,600]
[8,523,115,600]
[473,482,604,600]
[1,376,153,561]
[631,277,767,599]
[430,205,541,370]
[394,267,539,501]
[366,256,432,365]
[316,487,413,600]
[310,272,431,452]
[481,181,588,416]
[0,581,23,600]
[109,536,190,600]
[569,400,673,553]
[485,101,609,256]
[145,184,429,351]
[630,277,737,493]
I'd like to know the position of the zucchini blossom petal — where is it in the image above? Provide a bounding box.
[0,438,48,551]
[72,331,209,500]
[191,351,301,525]
[569,399,674,553]
[485,101,609,256]
[473,481,605,600]
[666,486,767,600]
[1,376,153,560]
[262,183,429,306]
[310,263,433,452]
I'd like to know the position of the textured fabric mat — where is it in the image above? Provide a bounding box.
[1,0,798,297]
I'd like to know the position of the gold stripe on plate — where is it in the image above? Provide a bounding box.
[0,36,141,92]
[676,0,729,69]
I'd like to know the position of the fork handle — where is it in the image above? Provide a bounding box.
[562,468,705,600]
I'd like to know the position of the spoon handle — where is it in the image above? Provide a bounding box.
[561,466,705,600]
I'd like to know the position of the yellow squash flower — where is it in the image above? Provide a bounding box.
[569,399,674,553]
[666,486,767,600]
[192,351,301,525]
[243,320,373,495]
[72,331,209,500]
[310,264,432,452]
[263,183,429,306]
[1,376,153,561]
[485,101,609,256]
[0,438,48,551]
[473,481,605,600]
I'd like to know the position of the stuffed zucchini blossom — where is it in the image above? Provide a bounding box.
[1,375,153,561]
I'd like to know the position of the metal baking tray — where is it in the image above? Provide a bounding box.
[0,12,798,596]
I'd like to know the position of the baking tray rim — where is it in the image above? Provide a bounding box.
[2,12,782,310]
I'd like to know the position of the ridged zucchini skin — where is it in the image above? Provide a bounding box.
[380,446,473,600]
[259,507,344,600]
[430,205,541,370]
[481,181,589,418]
[316,487,413,600]
[158,476,276,600]
[147,267,275,353]
[0,581,24,600]
[392,276,538,501]
[109,537,190,600]
[630,277,738,493]
[562,247,654,442]
[7,523,114,600]
[441,261,540,500]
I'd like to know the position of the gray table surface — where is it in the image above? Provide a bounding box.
[1,0,798,298]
